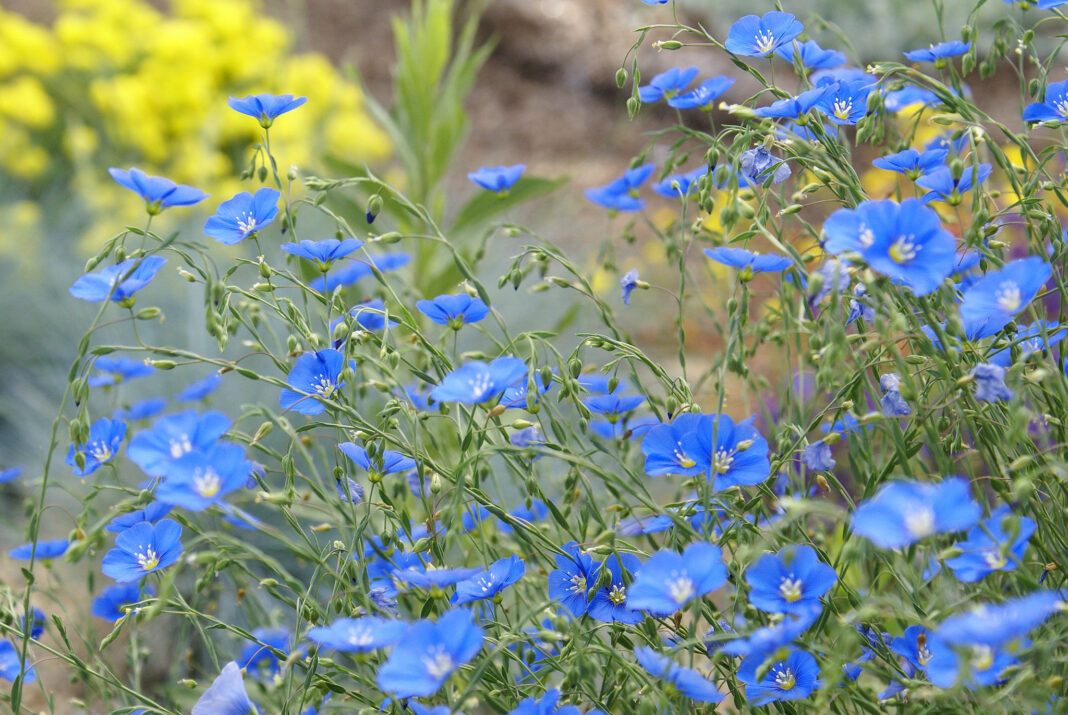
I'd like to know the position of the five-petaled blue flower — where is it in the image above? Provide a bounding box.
[585,164,655,212]
[741,649,821,706]
[468,164,525,195]
[959,256,1052,339]
[754,85,832,119]
[668,76,735,109]
[279,349,346,416]
[638,67,698,103]
[584,393,646,423]
[109,167,208,215]
[989,320,1066,367]
[88,356,154,387]
[9,539,69,561]
[106,501,173,533]
[872,148,948,179]
[281,239,363,270]
[776,40,846,70]
[652,166,707,198]
[311,252,411,293]
[175,373,222,402]
[1023,78,1068,123]
[307,616,408,653]
[338,442,415,481]
[203,187,281,245]
[705,247,791,280]
[417,294,490,329]
[634,646,724,703]
[852,477,981,548]
[101,519,183,582]
[66,417,126,476]
[746,544,837,615]
[428,356,526,405]
[547,541,601,617]
[452,554,525,605]
[626,542,727,615]
[904,40,971,63]
[375,609,484,698]
[69,256,167,304]
[588,553,644,625]
[155,442,251,511]
[126,410,231,477]
[916,164,992,204]
[802,441,835,471]
[816,80,872,125]
[191,661,253,715]
[946,505,1036,582]
[228,93,307,128]
[725,12,804,57]
[91,583,153,622]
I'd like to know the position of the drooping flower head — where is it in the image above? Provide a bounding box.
[725,12,804,57]
[417,294,490,329]
[585,164,656,212]
[638,67,699,103]
[9,539,69,561]
[66,417,126,476]
[634,646,724,703]
[851,478,981,548]
[739,146,791,185]
[704,247,791,280]
[228,93,307,128]
[101,519,183,582]
[626,542,728,615]
[880,373,911,417]
[69,256,167,304]
[468,164,525,195]
[904,40,971,64]
[203,187,281,245]
[279,349,346,416]
[971,362,1014,402]
[375,609,484,698]
[959,256,1052,339]
[109,167,208,215]
[745,544,837,615]
[620,268,641,306]
[175,373,222,403]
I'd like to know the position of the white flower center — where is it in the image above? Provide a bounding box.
[667,571,696,605]
[890,234,920,263]
[971,645,994,671]
[674,444,696,469]
[193,467,222,498]
[421,645,455,679]
[169,434,193,459]
[315,376,337,397]
[832,98,853,119]
[904,507,936,538]
[1055,98,1068,118]
[995,280,1022,313]
[754,31,776,54]
[858,225,875,248]
[983,551,1007,569]
[779,575,803,602]
[136,547,160,571]
[609,584,627,605]
[774,666,796,690]
[347,625,373,647]
[570,572,586,595]
[89,441,112,463]
[713,448,734,474]
[237,212,259,235]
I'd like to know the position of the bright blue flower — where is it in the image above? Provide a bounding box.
[309,251,411,293]
[816,80,872,124]
[776,40,846,70]
[822,198,956,296]
[904,41,971,63]
[945,506,1035,582]
[393,563,481,590]
[547,542,601,617]
[971,362,1014,402]
[884,85,940,112]
[500,372,553,410]
[101,519,183,582]
[704,247,791,278]
[468,164,525,194]
[69,256,167,304]
[108,167,208,214]
[1003,0,1068,7]
[0,466,22,484]
[634,646,724,703]
[228,93,307,127]
[155,442,251,511]
[308,617,407,653]
[742,649,821,705]
[106,501,172,533]
[175,373,222,402]
[0,641,34,684]
[191,661,253,715]
[1023,79,1068,123]
[651,166,707,198]
[203,187,281,245]
[452,554,525,605]
[626,542,727,615]
[338,442,415,480]
[338,298,398,336]
[641,0,669,3]
[916,164,992,204]
[497,499,550,534]
[578,374,630,395]
[753,85,831,119]
[114,397,167,422]
[655,413,770,489]
[509,688,581,715]
[588,553,644,625]
[812,66,878,87]
[376,609,484,698]
[280,239,363,269]
[721,607,819,662]
[924,634,1021,689]
[891,624,934,673]
[667,76,735,109]
[960,256,1052,339]
[926,131,970,154]
[936,590,1067,647]
[238,627,290,677]
[852,478,981,548]
[746,544,836,615]
[417,294,490,328]
[872,148,948,179]
[739,146,791,185]
[336,477,364,504]
[725,12,804,57]
[127,410,231,477]
[589,414,659,440]
[880,373,911,416]
[66,417,126,476]
[802,441,834,471]
[584,164,655,212]
[9,539,68,560]
[620,268,641,306]
[638,67,698,103]
[990,320,1066,367]
[91,583,153,622]
[847,283,875,323]
[429,356,527,404]
[279,349,345,416]
[88,356,155,387]
[584,393,646,423]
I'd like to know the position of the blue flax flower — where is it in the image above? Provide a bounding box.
[872,148,948,179]
[417,294,490,328]
[753,85,831,119]
[547,542,601,617]
[936,590,1067,647]
[971,363,1013,402]
[668,76,735,109]
[279,349,345,415]
[155,442,251,511]
[109,167,208,214]
[739,146,791,185]
[238,627,290,678]
[638,67,698,103]
[106,501,172,533]
[9,539,69,560]
[852,478,980,548]
[175,373,222,402]
[946,506,1036,582]
[620,268,641,305]
[742,649,821,705]
[721,607,819,664]
[725,12,804,57]
[816,80,872,125]
[802,441,834,471]
[585,164,655,212]
[69,256,167,304]
[0,641,34,684]
[916,164,992,204]
[452,554,525,605]
[634,646,724,703]
[688,413,771,489]
[336,477,364,504]
[652,166,707,198]
[584,393,646,423]
[114,398,167,422]
[745,544,836,615]
[588,553,644,625]
[101,519,183,582]
[376,609,484,698]
[281,239,362,269]
[509,689,581,715]
[91,583,153,622]
[0,466,20,484]
[87,356,154,387]
[228,93,307,127]
[311,252,411,293]
[468,164,525,195]
[1004,0,1067,7]
[904,41,971,63]
[307,616,407,653]
[393,564,481,591]
[429,356,526,405]
[203,187,281,245]
[338,442,415,482]
[19,609,47,637]
[704,247,791,279]
[960,256,1052,339]
[66,417,126,476]
[191,661,253,715]
[884,85,940,112]
[924,634,1021,689]
[626,542,727,615]
[342,298,398,334]
[989,320,1066,367]
[776,40,845,70]
[880,373,911,417]
[1023,79,1068,123]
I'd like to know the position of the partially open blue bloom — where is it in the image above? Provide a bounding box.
[816,80,872,124]
[18,608,44,640]
[739,146,791,185]
[585,164,655,212]
[429,357,527,405]
[971,362,1014,402]
[452,554,525,605]
[620,268,641,305]
[746,544,836,615]
[936,590,1067,647]
[338,442,416,481]
[509,688,581,715]
[126,409,231,477]
[203,187,281,245]
[634,646,724,703]
[802,441,835,471]
[742,649,821,705]
[667,76,735,109]
[588,553,644,625]
[1023,79,1068,123]
[113,397,167,422]
[904,41,971,63]
[0,641,34,684]
[91,583,153,622]
[281,239,363,269]
[191,661,253,715]
[989,320,1066,367]
[776,40,846,70]
[106,501,172,533]
[376,609,483,698]
[0,466,20,484]
[960,256,1052,339]
[345,298,398,333]
[721,607,819,665]
[417,294,490,328]
[547,542,601,617]
[872,148,948,179]
[228,93,307,127]
[852,478,981,548]
[880,373,911,417]
[626,542,727,615]
[638,67,698,103]
[108,167,208,215]
[883,85,940,112]
[88,358,153,388]
[468,164,525,195]
[279,349,345,416]
[66,417,126,476]
[175,373,222,402]
[308,616,408,653]
[946,506,1036,582]
[336,477,364,504]
[924,634,1021,689]
[847,283,875,323]
[69,256,167,304]
[101,519,183,582]
[393,563,481,591]
[9,539,69,560]
[584,393,646,423]
[310,252,411,293]
[753,85,832,119]
[704,247,792,278]
[156,442,251,511]
[916,164,992,204]
[652,166,707,198]
[725,12,804,57]
[500,372,554,409]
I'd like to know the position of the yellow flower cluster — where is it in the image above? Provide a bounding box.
[0,0,391,263]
